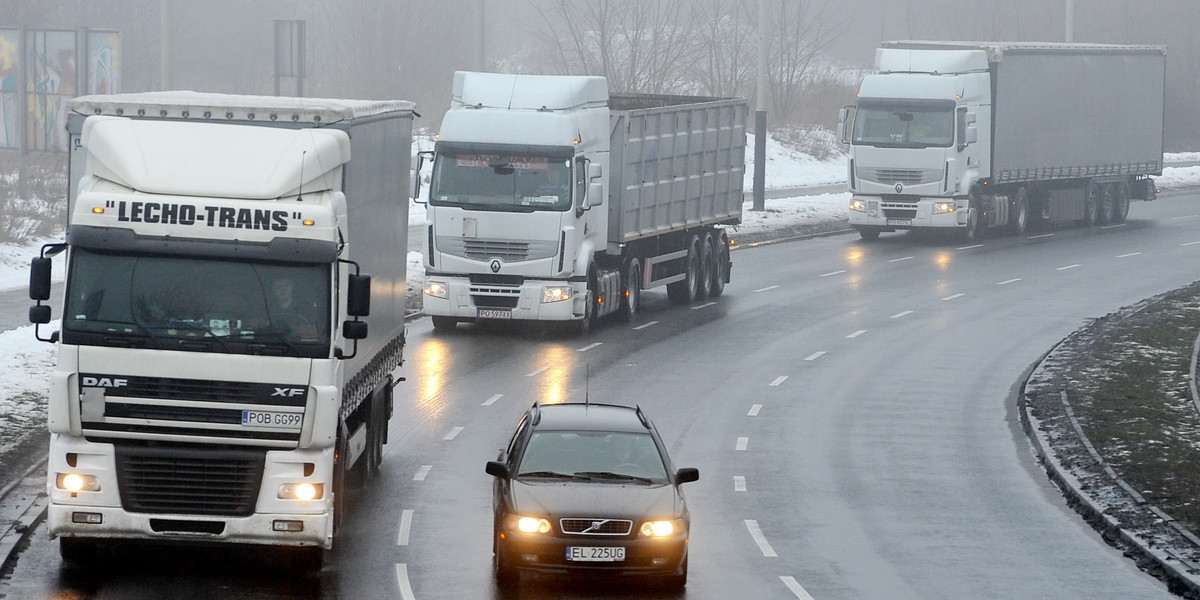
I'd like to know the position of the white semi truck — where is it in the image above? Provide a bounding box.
[28,92,414,569]
[840,41,1165,241]
[418,71,747,333]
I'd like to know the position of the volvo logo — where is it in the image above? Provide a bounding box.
[490,258,502,273]
[895,182,904,193]
[583,519,610,533]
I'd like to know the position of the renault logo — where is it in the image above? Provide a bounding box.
[490,258,502,273]
[895,182,904,193]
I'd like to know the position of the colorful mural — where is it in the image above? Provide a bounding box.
[25,29,76,152]
[0,29,17,149]
[87,31,120,95]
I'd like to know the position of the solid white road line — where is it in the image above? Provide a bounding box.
[397,509,413,546]
[769,376,788,387]
[781,576,817,600]
[413,465,432,481]
[395,564,417,600]
[482,394,503,406]
[745,520,778,557]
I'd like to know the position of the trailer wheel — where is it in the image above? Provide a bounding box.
[667,235,701,305]
[1083,183,1100,226]
[709,231,729,298]
[1010,187,1029,235]
[1097,183,1115,225]
[695,235,714,301]
[619,258,641,322]
[1112,183,1131,223]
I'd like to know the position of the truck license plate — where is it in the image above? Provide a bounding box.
[566,546,625,562]
[477,308,512,319]
[886,218,912,226]
[242,410,303,430]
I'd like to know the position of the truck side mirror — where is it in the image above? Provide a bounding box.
[347,273,371,317]
[586,182,603,208]
[411,150,433,203]
[30,256,52,301]
[342,320,368,340]
[838,106,854,144]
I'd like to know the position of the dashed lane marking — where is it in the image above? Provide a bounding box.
[748,404,763,416]
[633,321,659,330]
[443,426,463,441]
[577,342,603,352]
[397,509,413,546]
[781,576,817,599]
[745,520,778,557]
[846,330,866,338]
[769,376,788,387]
[891,310,913,319]
[736,437,749,451]
[413,465,432,481]
[395,564,417,600]
[754,285,780,292]
[1056,264,1081,271]
[942,293,965,301]
[734,476,747,492]
[526,366,548,376]
[997,278,1021,285]
[804,351,826,361]
[482,394,502,406]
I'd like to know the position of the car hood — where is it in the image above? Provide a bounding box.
[510,480,684,519]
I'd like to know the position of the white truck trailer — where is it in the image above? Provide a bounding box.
[418,71,747,333]
[840,41,1165,241]
[28,91,414,569]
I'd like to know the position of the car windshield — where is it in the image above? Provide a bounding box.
[429,153,572,212]
[62,249,331,358]
[516,431,668,482]
[853,103,955,148]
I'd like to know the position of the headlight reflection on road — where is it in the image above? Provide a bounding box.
[414,338,451,417]
[532,345,578,405]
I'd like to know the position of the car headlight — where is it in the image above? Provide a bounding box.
[509,515,552,534]
[640,519,685,538]
[849,198,867,212]
[541,285,572,303]
[423,281,448,298]
[933,201,956,215]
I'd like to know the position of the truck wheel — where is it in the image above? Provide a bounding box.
[281,546,324,574]
[709,232,729,298]
[1112,183,1131,223]
[1083,183,1100,226]
[1010,187,1029,235]
[620,259,641,321]
[60,538,98,566]
[695,235,714,301]
[961,201,981,243]
[430,316,457,332]
[856,227,881,241]
[1097,184,1115,225]
[666,235,700,305]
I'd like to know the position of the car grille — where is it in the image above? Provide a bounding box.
[115,444,265,517]
[560,518,633,536]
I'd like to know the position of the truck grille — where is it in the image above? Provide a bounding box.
[115,445,265,517]
[80,374,307,447]
[437,237,559,263]
[865,168,941,185]
[560,518,633,536]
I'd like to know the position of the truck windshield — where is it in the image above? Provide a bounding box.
[853,103,955,148]
[429,153,572,212]
[62,249,331,358]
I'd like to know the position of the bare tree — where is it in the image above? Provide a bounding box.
[689,0,757,97]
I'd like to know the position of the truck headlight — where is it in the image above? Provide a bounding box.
[849,198,867,212]
[278,482,323,501]
[541,286,572,303]
[423,281,448,299]
[57,473,100,493]
[933,202,956,215]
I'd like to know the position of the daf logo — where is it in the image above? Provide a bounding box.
[895,182,904,193]
[82,376,127,388]
[490,258,503,273]
[272,387,307,398]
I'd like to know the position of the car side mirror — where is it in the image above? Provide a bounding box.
[486,460,510,478]
[675,467,699,484]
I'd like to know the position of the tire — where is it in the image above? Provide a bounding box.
[1083,183,1100,226]
[857,227,881,241]
[666,235,701,305]
[709,232,729,298]
[961,194,981,242]
[495,535,518,587]
[695,235,714,301]
[1097,183,1115,225]
[430,316,457,332]
[1010,187,1029,235]
[575,267,597,336]
[1112,182,1131,223]
[281,546,324,574]
[666,555,688,590]
[619,258,641,322]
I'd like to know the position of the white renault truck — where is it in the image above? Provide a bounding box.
[840,41,1165,241]
[418,71,747,333]
[28,91,414,569]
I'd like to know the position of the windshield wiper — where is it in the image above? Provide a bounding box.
[244,330,305,357]
[573,471,657,484]
[516,471,590,480]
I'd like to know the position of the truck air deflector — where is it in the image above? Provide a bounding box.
[67,226,339,263]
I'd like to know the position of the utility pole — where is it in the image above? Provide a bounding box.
[753,0,767,212]
[160,0,172,90]
[1065,0,1074,42]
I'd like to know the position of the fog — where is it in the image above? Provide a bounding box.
[2,0,1197,149]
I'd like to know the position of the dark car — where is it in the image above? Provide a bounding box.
[485,402,700,589]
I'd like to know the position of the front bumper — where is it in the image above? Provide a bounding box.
[499,532,688,577]
[849,196,967,230]
[423,276,586,322]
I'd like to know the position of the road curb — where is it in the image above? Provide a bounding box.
[0,460,47,575]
